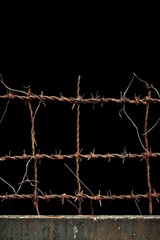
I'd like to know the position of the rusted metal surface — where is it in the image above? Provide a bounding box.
[0,215,160,240]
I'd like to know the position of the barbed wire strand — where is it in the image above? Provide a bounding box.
[0,151,160,162]
[2,92,160,105]
[0,192,160,201]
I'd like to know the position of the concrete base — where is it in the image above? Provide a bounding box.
[0,215,160,240]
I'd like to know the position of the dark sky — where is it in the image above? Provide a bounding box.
[0,3,160,94]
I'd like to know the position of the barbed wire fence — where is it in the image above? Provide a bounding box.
[0,73,160,215]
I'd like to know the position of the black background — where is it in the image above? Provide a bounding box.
[0,3,160,215]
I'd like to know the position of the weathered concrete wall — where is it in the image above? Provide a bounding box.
[0,215,160,240]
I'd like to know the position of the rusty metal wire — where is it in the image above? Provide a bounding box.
[0,73,160,215]
[1,93,160,105]
[144,90,152,214]
[0,192,160,201]
[76,75,82,214]
[0,152,160,162]
[28,88,40,215]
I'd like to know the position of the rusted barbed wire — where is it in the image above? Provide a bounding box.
[1,93,160,105]
[1,73,160,215]
[0,192,160,201]
[0,152,160,162]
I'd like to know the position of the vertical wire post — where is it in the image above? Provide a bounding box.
[76,75,82,214]
[144,90,152,215]
[28,89,40,215]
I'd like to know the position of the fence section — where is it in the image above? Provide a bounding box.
[0,73,160,215]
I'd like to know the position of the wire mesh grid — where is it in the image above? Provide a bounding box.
[0,73,160,215]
